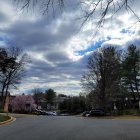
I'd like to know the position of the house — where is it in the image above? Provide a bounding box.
[47,95,69,110]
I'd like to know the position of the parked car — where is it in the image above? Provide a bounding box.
[46,111,57,116]
[57,110,70,116]
[32,109,41,114]
[40,110,47,115]
[88,110,105,117]
[82,111,90,117]
[33,109,47,115]
[51,111,57,116]
[59,113,69,116]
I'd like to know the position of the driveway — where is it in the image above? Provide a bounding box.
[0,115,140,140]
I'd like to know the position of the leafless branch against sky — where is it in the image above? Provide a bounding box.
[13,0,140,29]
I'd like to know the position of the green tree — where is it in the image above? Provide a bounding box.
[45,89,56,105]
[121,45,140,101]
[59,95,86,113]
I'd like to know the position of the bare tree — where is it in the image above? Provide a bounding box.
[0,47,29,108]
[80,0,139,28]
[81,47,121,111]
[32,88,44,105]
[14,0,65,15]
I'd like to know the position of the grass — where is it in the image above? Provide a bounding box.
[87,115,140,120]
[103,115,140,119]
[0,115,10,122]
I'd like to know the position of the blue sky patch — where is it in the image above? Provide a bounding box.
[120,28,134,34]
[76,37,111,56]
[0,36,16,47]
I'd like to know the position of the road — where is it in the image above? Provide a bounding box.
[0,115,140,140]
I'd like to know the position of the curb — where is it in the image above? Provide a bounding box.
[12,113,39,117]
[0,113,38,117]
[0,116,16,125]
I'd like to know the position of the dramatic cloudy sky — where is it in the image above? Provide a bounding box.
[0,0,140,95]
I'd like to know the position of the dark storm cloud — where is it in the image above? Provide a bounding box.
[28,56,86,79]
[1,14,79,52]
[45,51,70,62]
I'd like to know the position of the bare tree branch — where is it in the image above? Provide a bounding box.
[13,0,140,31]
[79,0,139,31]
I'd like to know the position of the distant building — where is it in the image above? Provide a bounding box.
[35,94,68,110]
[55,96,68,108]
[47,95,69,110]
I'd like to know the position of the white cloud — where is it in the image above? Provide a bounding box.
[0,0,140,95]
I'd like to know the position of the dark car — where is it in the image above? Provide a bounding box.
[88,110,105,117]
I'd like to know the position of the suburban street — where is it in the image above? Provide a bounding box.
[0,115,140,140]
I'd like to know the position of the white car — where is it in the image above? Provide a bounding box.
[46,111,57,116]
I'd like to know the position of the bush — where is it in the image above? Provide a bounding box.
[123,109,138,115]
[110,109,140,116]
[137,110,140,115]
[0,108,5,113]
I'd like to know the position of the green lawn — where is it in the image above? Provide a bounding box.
[0,115,10,122]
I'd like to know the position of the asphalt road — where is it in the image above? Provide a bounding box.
[0,115,140,140]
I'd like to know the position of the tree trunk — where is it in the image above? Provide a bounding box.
[4,85,9,106]
[0,83,6,109]
[134,67,139,94]
[130,83,136,102]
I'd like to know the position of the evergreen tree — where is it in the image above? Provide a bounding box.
[121,45,140,101]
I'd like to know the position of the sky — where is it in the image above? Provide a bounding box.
[0,0,140,95]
